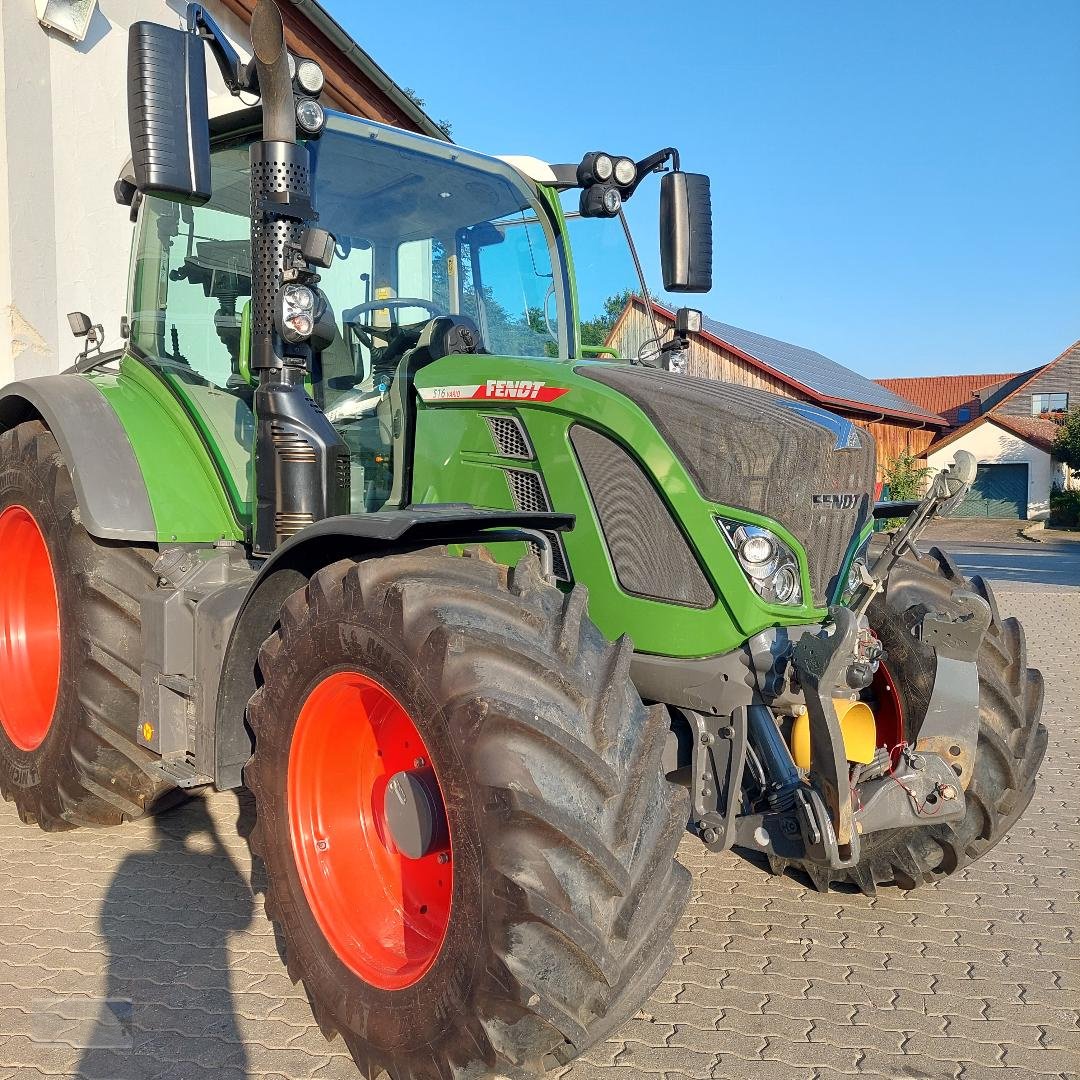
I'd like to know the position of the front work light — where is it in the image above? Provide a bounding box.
[719,520,803,607]
[295,59,325,95]
[580,184,622,218]
[613,156,637,187]
[578,151,614,186]
[296,98,326,134]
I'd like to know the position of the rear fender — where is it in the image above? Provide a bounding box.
[211,507,574,789]
[0,373,157,541]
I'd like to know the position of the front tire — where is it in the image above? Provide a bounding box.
[246,549,690,1078]
[792,546,1047,894]
[0,420,175,829]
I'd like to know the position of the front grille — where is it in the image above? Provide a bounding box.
[570,425,714,608]
[578,365,875,606]
[501,467,570,581]
[485,414,533,459]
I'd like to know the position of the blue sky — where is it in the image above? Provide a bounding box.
[338,2,1079,380]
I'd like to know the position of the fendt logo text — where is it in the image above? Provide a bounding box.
[485,380,545,399]
[812,493,860,509]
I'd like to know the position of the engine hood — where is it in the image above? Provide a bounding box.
[577,364,876,606]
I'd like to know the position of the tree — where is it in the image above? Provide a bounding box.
[580,289,634,349]
[401,86,454,139]
[1051,407,1080,477]
[881,451,933,502]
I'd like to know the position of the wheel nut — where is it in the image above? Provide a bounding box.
[437,852,450,865]
[702,828,718,844]
[939,783,958,801]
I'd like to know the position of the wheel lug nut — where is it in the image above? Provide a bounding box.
[414,756,426,768]
[437,852,450,864]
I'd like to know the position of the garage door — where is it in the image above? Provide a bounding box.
[955,463,1028,519]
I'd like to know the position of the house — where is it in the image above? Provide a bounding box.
[607,298,947,478]
[0,0,445,384]
[877,341,1080,520]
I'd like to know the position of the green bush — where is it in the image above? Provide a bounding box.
[1049,487,1080,527]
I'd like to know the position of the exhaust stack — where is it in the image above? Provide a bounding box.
[247,0,349,554]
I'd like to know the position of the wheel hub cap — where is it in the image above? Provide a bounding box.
[0,505,60,751]
[287,671,452,990]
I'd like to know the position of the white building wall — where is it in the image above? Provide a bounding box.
[927,421,1054,520]
[0,0,249,385]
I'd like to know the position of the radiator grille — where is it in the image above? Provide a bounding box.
[570,426,714,608]
[485,414,533,459]
[501,468,570,581]
[578,366,875,605]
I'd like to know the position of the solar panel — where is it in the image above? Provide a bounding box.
[700,315,942,421]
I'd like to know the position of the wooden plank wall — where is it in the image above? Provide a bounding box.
[607,304,936,475]
[609,306,798,399]
[994,342,1080,419]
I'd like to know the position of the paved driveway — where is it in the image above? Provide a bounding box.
[1,583,1077,1080]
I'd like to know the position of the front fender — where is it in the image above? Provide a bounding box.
[211,507,574,788]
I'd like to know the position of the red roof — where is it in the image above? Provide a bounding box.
[990,415,1061,454]
[875,373,1017,428]
[930,412,1061,455]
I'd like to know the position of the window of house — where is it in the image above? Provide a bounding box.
[956,406,971,423]
[1031,392,1068,415]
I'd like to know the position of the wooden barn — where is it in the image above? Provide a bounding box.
[607,299,947,476]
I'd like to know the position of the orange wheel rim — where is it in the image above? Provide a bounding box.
[872,660,904,753]
[0,505,61,751]
[288,670,452,990]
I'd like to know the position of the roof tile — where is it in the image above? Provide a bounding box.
[875,373,1018,427]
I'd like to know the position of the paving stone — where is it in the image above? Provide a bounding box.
[0,586,1075,1080]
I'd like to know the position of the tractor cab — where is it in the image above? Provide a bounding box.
[120,106,702,521]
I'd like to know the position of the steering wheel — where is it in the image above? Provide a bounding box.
[345,297,447,348]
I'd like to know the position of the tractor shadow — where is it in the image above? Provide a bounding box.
[76,795,254,1080]
[236,786,291,970]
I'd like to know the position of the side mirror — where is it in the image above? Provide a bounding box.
[660,172,713,293]
[127,22,211,204]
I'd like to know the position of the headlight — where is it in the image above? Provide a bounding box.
[842,536,872,601]
[279,284,317,342]
[718,520,803,606]
[613,156,637,186]
[296,98,326,134]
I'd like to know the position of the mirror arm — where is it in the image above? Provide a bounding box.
[187,3,256,94]
[625,147,680,198]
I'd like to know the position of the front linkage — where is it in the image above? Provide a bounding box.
[686,451,992,875]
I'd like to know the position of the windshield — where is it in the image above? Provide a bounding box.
[560,191,651,357]
[311,116,565,371]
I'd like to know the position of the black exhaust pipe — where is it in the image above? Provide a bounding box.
[250,1,295,143]
[248,0,349,555]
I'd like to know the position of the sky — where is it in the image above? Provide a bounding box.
[337,1,1079,380]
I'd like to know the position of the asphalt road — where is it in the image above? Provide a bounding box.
[922,540,1080,590]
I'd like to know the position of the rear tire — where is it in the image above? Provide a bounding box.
[790,545,1047,894]
[0,420,175,829]
[246,549,690,1078]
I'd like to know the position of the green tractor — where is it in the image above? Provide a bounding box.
[0,3,1046,1076]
